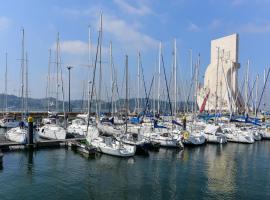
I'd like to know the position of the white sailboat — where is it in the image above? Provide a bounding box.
[86,17,135,157]
[38,33,67,140]
[183,55,206,146]
[0,53,19,128]
[67,117,88,136]
[6,29,31,143]
[222,124,254,144]
[203,124,227,144]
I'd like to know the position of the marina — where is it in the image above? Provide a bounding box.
[1,0,270,199]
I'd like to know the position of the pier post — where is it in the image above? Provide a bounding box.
[0,150,3,165]
[27,116,34,149]
[182,115,186,130]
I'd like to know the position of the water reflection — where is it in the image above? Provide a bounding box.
[0,140,270,199]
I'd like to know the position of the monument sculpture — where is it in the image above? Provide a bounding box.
[197,33,244,113]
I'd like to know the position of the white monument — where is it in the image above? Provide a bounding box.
[197,33,244,112]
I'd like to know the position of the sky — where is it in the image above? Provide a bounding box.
[0,0,270,101]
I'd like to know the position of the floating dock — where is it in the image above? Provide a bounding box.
[0,135,85,151]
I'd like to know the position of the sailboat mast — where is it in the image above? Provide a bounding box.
[174,38,177,116]
[87,26,92,114]
[255,74,259,116]
[109,42,114,116]
[215,47,220,122]
[47,49,52,112]
[25,52,29,114]
[125,55,128,133]
[20,28,25,120]
[56,33,60,113]
[97,13,103,118]
[245,60,250,115]
[158,42,162,114]
[5,52,8,113]
[137,51,140,112]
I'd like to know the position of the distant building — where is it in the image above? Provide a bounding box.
[197,33,244,112]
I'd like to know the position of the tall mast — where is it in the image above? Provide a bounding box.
[194,54,200,117]
[109,41,114,116]
[98,13,103,118]
[190,49,193,113]
[88,25,92,68]
[125,55,128,133]
[215,47,220,122]
[20,28,25,120]
[137,51,140,112]
[5,52,8,113]
[255,74,259,116]
[87,26,92,115]
[25,52,28,114]
[56,32,60,113]
[158,42,162,114]
[173,38,177,116]
[47,49,52,111]
[245,60,250,115]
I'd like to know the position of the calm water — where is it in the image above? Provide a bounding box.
[1,131,270,199]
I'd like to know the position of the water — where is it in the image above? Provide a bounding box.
[1,131,270,199]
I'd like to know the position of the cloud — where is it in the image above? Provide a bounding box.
[187,22,200,32]
[101,14,158,51]
[60,40,88,55]
[113,0,153,16]
[239,21,270,33]
[0,16,12,31]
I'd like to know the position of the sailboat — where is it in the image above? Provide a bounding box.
[0,53,19,128]
[86,15,135,157]
[38,33,66,140]
[141,42,184,148]
[6,29,36,143]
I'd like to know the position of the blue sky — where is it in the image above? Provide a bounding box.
[0,0,270,100]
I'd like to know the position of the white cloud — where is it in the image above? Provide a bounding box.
[187,22,200,32]
[239,22,270,33]
[113,0,153,16]
[101,14,158,51]
[0,16,12,31]
[60,40,88,55]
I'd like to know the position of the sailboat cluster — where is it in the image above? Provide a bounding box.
[1,15,270,158]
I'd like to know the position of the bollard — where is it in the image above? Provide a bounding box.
[182,115,187,131]
[28,116,34,148]
[0,150,3,164]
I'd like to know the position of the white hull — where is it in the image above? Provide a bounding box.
[90,137,136,157]
[6,127,27,143]
[205,134,227,144]
[67,124,87,136]
[38,124,66,140]
[183,134,206,145]
[225,133,254,144]
[145,132,183,148]
[203,124,227,144]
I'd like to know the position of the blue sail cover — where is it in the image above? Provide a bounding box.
[172,120,182,126]
[130,117,142,124]
[153,120,167,129]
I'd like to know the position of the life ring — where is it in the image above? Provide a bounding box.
[183,131,189,140]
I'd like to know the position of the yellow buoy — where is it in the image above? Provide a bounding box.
[183,131,189,140]
[28,116,33,123]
